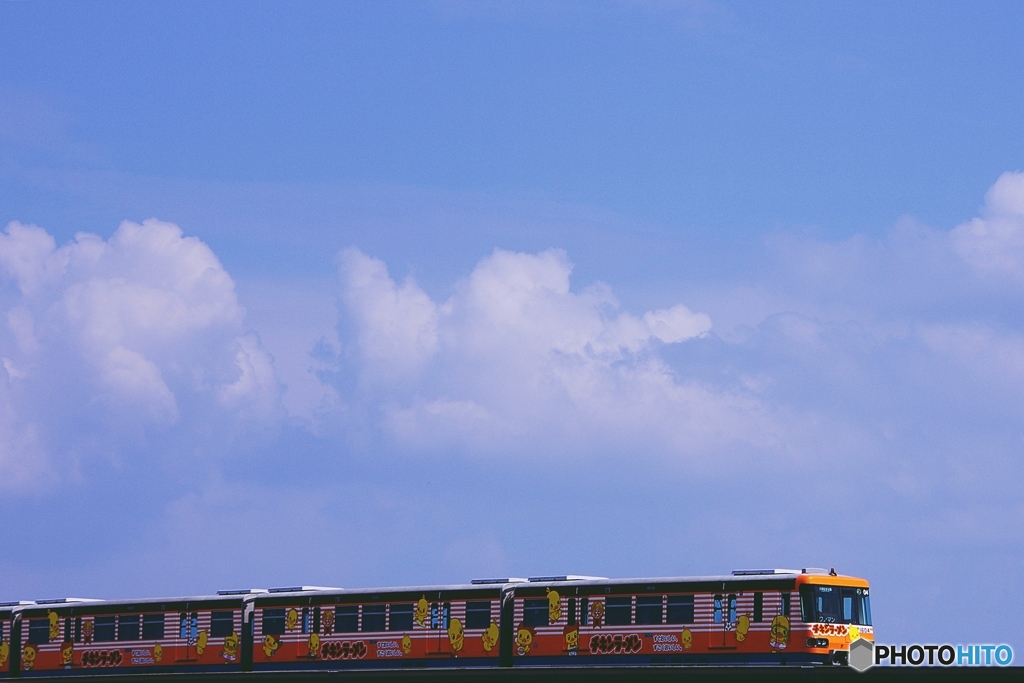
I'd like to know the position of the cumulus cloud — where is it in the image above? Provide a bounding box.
[337,247,439,377]
[952,171,1024,279]
[326,246,784,461]
[321,173,1024,489]
[0,219,282,491]
[673,173,1024,510]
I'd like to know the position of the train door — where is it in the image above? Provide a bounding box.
[708,593,737,650]
[426,599,451,655]
[176,607,198,662]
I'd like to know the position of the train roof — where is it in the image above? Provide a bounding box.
[4,569,867,608]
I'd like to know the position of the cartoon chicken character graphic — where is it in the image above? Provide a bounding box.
[262,634,280,658]
[735,614,751,642]
[195,630,208,656]
[516,623,534,656]
[48,611,60,640]
[546,588,562,623]
[0,640,9,669]
[285,608,299,631]
[563,624,579,655]
[414,597,429,627]
[60,642,74,667]
[21,645,37,670]
[222,633,239,662]
[307,633,320,658]
[447,618,464,655]
[681,628,693,651]
[401,634,412,656]
[770,614,790,651]
[154,643,163,663]
[481,621,499,653]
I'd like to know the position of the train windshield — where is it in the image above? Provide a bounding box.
[799,585,871,626]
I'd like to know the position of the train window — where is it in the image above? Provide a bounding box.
[841,588,872,626]
[75,617,82,643]
[179,613,198,641]
[842,593,855,622]
[95,616,116,642]
[580,598,589,626]
[635,596,663,625]
[606,597,631,626]
[118,614,141,641]
[859,590,872,626]
[262,609,286,635]
[567,598,577,626]
[799,585,871,625]
[64,615,72,642]
[523,599,548,627]
[211,611,233,638]
[728,594,737,624]
[753,592,763,622]
[428,602,450,630]
[28,618,50,644]
[143,614,165,640]
[713,595,723,623]
[313,607,321,634]
[389,604,414,631]
[800,587,814,623]
[781,592,791,618]
[335,606,358,633]
[817,587,840,623]
[465,601,491,630]
[362,605,386,632]
[301,607,309,634]
[667,595,694,624]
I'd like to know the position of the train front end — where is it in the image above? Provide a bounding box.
[792,570,873,666]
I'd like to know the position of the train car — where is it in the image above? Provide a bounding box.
[249,583,505,671]
[11,594,250,677]
[4,568,872,675]
[1,604,16,678]
[507,569,872,667]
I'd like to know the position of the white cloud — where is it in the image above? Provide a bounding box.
[97,345,178,423]
[337,247,439,378]
[330,247,773,462]
[952,171,1024,279]
[0,219,282,490]
[218,334,283,421]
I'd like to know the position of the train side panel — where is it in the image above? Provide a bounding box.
[16,600,244,676]
[251,589,502,671]
[510,577,869,667]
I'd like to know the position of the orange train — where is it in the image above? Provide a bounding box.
[0,568,872,676]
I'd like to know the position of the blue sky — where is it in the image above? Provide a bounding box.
[2,0,1023,652]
